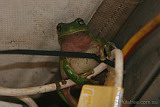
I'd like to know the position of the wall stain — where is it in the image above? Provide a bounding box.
[0,61,59,71]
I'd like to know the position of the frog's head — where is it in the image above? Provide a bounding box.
[57,18,89,43]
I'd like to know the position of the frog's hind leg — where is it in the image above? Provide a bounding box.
[63,58,98,85]
[61,58,99,106]
[58,88,77,107]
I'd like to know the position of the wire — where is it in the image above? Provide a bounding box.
[0,61,108,96]
[112,49,124,87]
[122,14,160,60]
[16,96,38,107]
[0,49,122,97]
[0,49,115,67]
[0,86,38,107]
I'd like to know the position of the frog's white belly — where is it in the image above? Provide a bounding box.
[61,41,100,79]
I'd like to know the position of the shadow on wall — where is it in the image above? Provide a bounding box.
[0,61,59,71]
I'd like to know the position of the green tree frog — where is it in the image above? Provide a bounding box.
[56,18,115,106]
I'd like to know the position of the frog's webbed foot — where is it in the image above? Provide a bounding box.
[81,70,94,77]
[55,81,61,90]
[81,70,99,85]
[100,41,116,61]
[99,46,106,61]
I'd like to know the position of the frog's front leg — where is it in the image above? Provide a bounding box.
[63,57,98,85]
[104,41,116,58]
[98,41,115,61]
[90,34,116,61]
[99,46,106,61]
[96,39,115,61]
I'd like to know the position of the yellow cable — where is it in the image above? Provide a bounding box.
[122,14,160,57]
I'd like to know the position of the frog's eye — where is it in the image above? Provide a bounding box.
[57,24,61,32]
[77,18,85,25]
